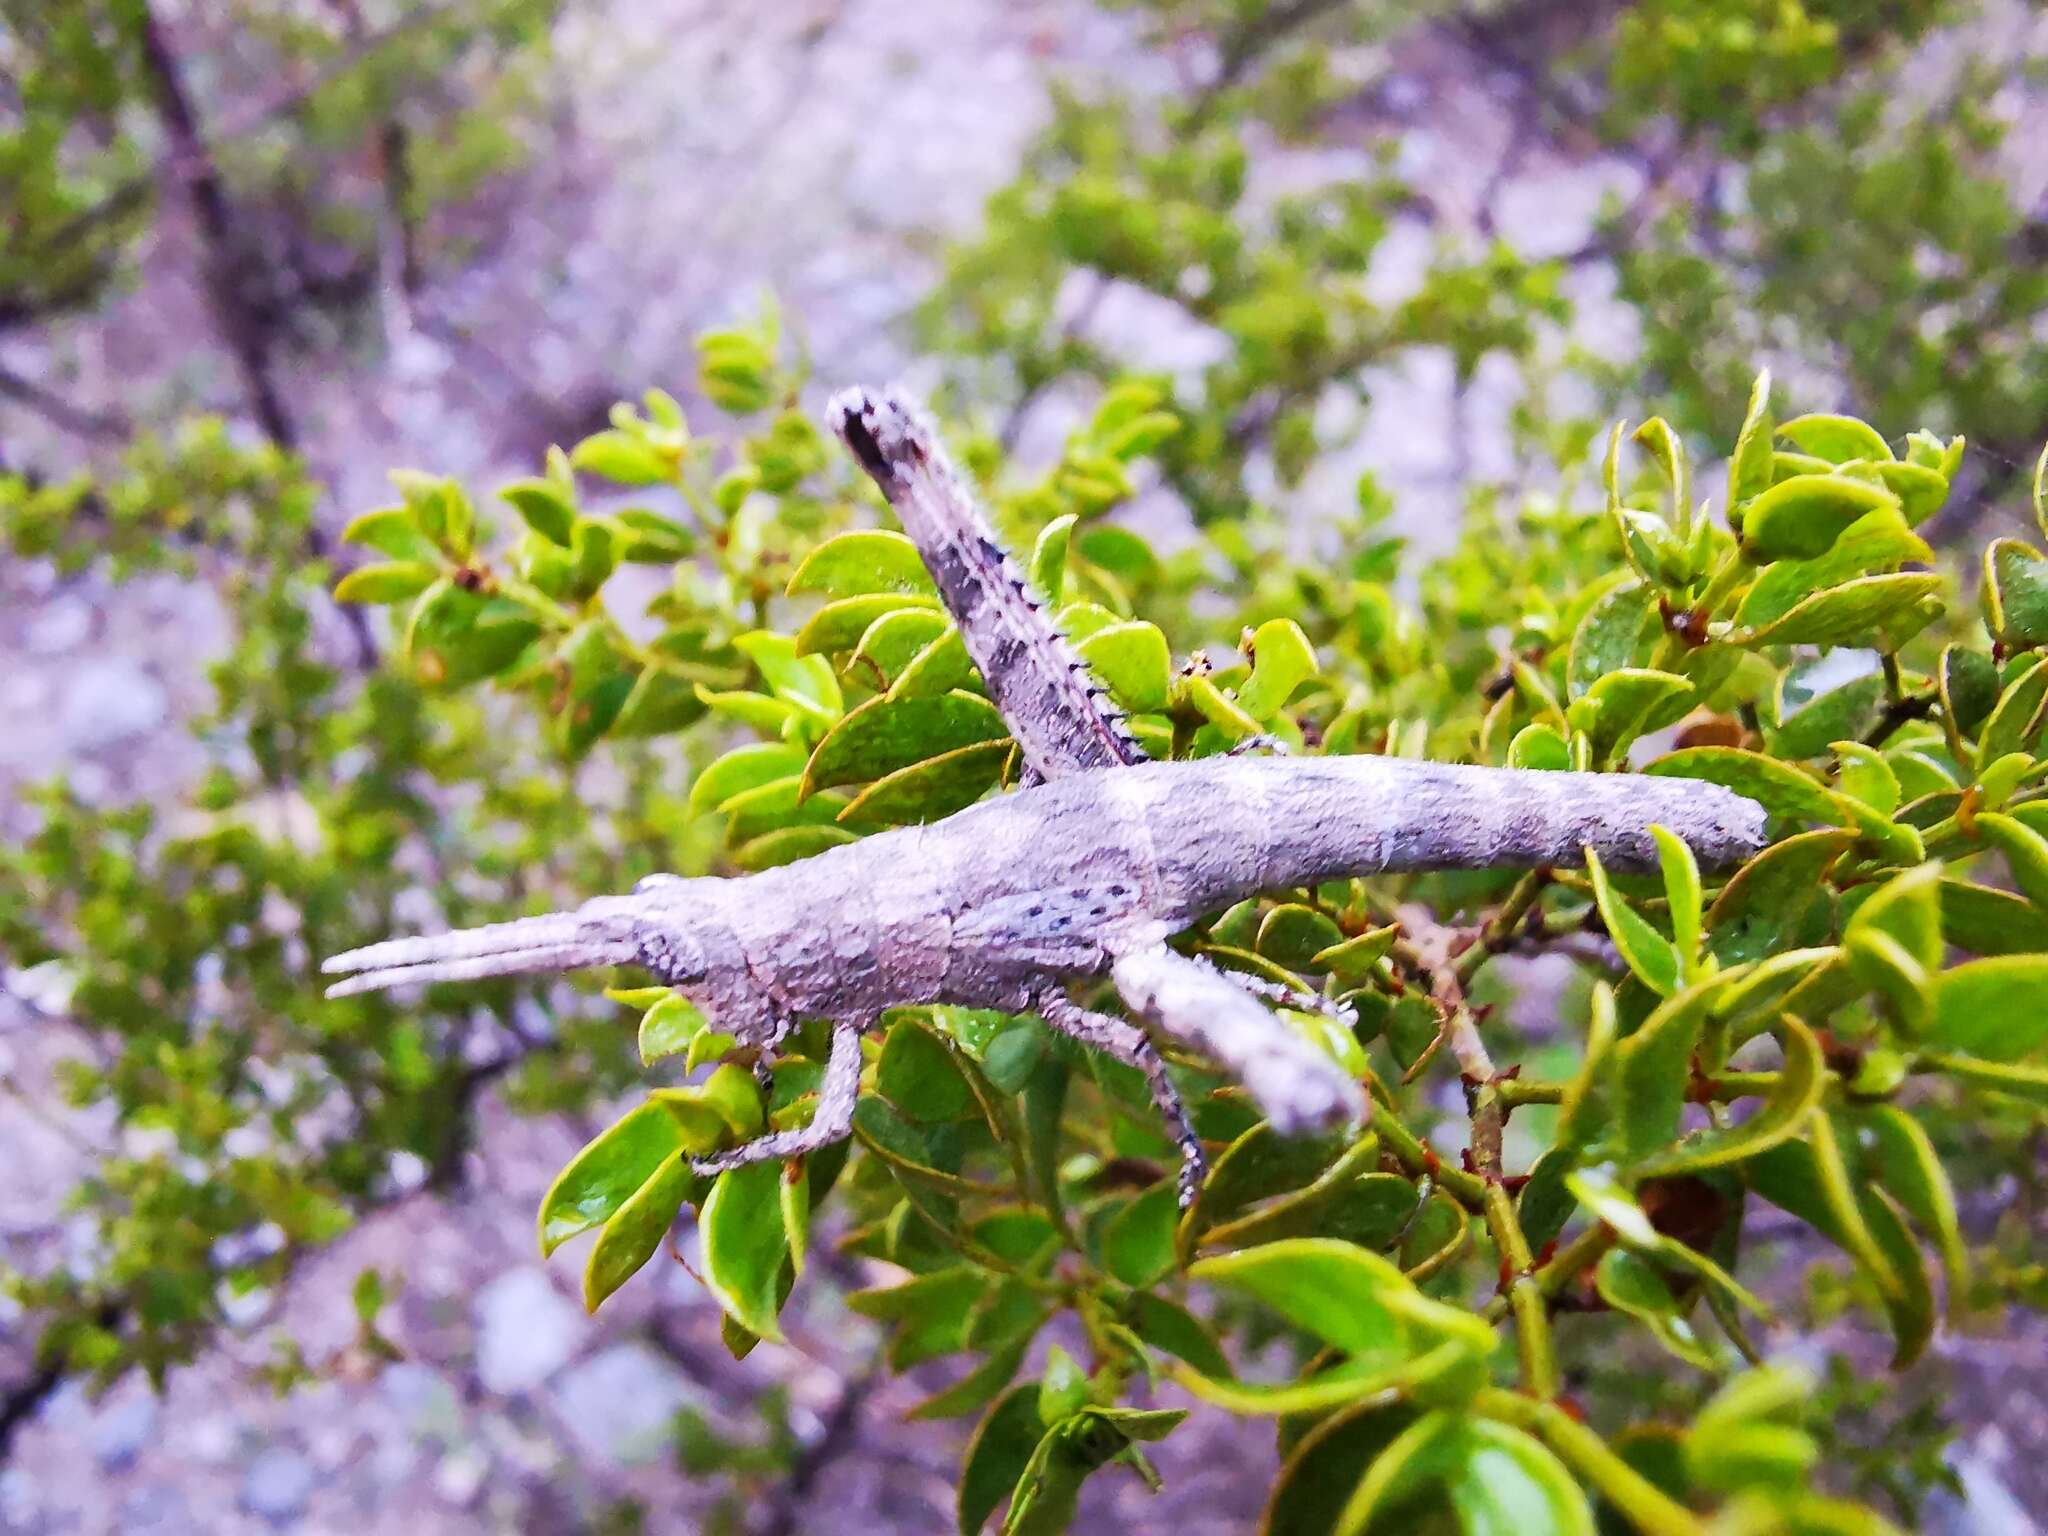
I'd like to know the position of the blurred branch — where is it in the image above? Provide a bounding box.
[0,364,130,442]
[135,3,379,669]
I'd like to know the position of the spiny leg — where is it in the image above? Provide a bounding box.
[1038,991,1207,1209]
[692,1021,864,1176]
[1111,945,1365,1137]
[1198,954,1358,1028]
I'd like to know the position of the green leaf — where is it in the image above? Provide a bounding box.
[1871,461,1949,523]
[1178,1123,1346,1258]
[1030,514,1076,602]
[1312,925,1399,982]
[1739,473,1900,562]
[1645,747,1846,827]
[538,1103,685,1256]
[1975,812,2048,908]
[1569,669,1695,762]
[1847,1105,1966,1305]
[1566,580,1653,700]
[1844,864,1942,1028]
[1596,1248,1714,1369]
[611,666,709,738]
[503,483,577,548]
[959,1386,1044,1536]
[735,630,842,722]
[787,528,939,598]
[1335,1412,1594,1536]
[1767,671,1885,761]
[1832,741,1900,816]
[1938,644,2001,741]
[796,593,938,656]
[1635,1016,1822,1177]
[1610,978,1724,1165]
[405,582,542,688]
[1742,573,1944,648]
[1257,904,1346,971]
[1188,1238,1488,1361]
[1652,825,1703,978]
[1103,1181,1179,1287]
[1735,510,1930,632]
[854,607,953,686]
[1978,654,2048,763]
[700,1159,791,1342]
[803,692,1009,795]
[651,1064,766,1154]
[1777,414,1892,464]
[1126,1293,1229,1379]
[1928,956,2048,1060]
[1940,877,2048,955]
[1183,673,1264,740]
[571,429,672,486]
[1985,538,2048,649]
[838,739,1009,825]
[689,742,810,817]
[1584,846,1680,998]
[1265,1402,1422,1536]
[891,625,977,700]
[1074,621,1171,713]
[583,1150,697,1310]
[1508,723,1571,771]
[1237,618,1319,719]
[334,561,437,605]
[343,506,442,563]
[638,992,707,1065]
[1727,370,1775,508]
[2035,441,2048,542]
[878,1020,977,1123]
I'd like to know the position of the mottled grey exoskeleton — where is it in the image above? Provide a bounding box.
[325,387,1768,1204]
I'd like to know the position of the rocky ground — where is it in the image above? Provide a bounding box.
[1,0,2042,1531]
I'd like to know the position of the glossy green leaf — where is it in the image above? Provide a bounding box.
[1584,845,1680,997]
[787,528,939,598]
[1777,414,1892,464]
[959,1385,1043,1536]
[1102,1181,1179,1288]
[891,624,977,700]
[1848,1105,1966,1304]
[1739,473,1899,562]
[1727,370,1775,507]
[638,992,707,1065]
[1636,1016,1821,1177]
[334,561,437,605]
[1237,619,1320,719]
[1975,812,2048,908]
[1335,1411,1594,1536]
[1596,1248,1714,1369]
[583,1150,697,1310]
[538,1103,686,1256]
[1030,514,1076,602]
[700,1159,791,1342]
[1706,829,1853,965]
[796,593,937,656]
[1985,539,2048,649]
[1736,509,1929,633]
[1645,746,1846,826]
[1743,572,1943,648]
[1978,655,2048,764]
[803,691,1009,796]
[853,607,953,686]
[839,739,1009,825]
[1074,621,1171,713]
[1566,580,1653,700]
[1927,956,2048,1060]
[878,1020,978,1123]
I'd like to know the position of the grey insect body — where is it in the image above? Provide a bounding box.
[325,387,1768,1204]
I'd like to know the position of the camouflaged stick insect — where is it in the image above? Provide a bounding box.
[325,385,1768,1206]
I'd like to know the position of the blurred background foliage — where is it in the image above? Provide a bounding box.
[2,2,2047,1533]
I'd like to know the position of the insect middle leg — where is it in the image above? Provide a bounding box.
[1037,991,1207,1208]
[692,1020,864,1176]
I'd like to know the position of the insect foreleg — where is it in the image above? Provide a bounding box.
[1111,945,1365,1136]
[692,1020,864,1176]
[1201,956,1358,1029]
[1037,992,1207,1208]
